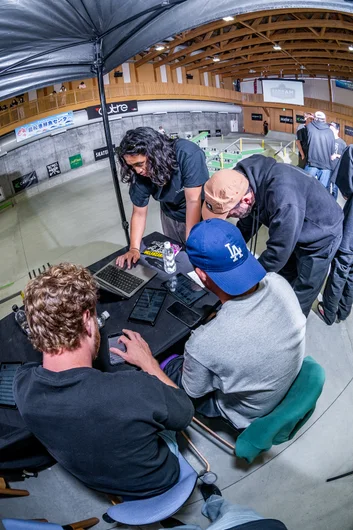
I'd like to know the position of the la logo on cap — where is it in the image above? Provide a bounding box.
[225,243,243,263]
[206,202,213,211]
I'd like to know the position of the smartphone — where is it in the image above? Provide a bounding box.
[108,333,126,365]
[128,288,167,326]
[167,301,202,328]
[0,362,22,408]
[162,273,207,307]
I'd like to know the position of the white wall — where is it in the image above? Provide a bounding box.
[331,81,353,106]
[240,79,263,94]
[303,78,330,101]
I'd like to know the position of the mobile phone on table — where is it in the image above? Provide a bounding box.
[128,288,167,326]
[108,333,126,365]
[166,301,202,328]
[0,362,22,408]
[162,273,207,307]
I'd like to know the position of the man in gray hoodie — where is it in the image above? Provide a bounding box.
[301,110,335,190]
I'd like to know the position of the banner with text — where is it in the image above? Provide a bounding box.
[15,112,74,142]
[12,171,38,194]
[262,80,304,106]
[94,145,115,161]
[86,100,138,120]
[280,115,293,124]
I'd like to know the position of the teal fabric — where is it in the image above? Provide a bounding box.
[235,357,325,463]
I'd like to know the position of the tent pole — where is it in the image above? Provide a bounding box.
[96,60,130,246]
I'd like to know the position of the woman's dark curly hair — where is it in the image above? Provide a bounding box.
[117,127,178,186]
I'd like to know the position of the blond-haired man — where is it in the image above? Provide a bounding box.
[14,263,193,498]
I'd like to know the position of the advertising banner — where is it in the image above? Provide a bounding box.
[215,129,222,137]
[47,161,61,178]
[94,145,115,162]
[199,129,211,137]
[336,80,353,91]
[12,171,38,193]
[15,112,74,142]
[345,125,353,137]
[262,80,304,106]
[169,132,179,139]
[280,115,293,124]
[69,154,83,169]
[296,115,305,124]
[251,113,263,121]
[86,100,138,120]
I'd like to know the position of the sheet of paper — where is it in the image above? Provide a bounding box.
[187,270,205,288]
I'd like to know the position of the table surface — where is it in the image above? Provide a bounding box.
[0,232,219,428]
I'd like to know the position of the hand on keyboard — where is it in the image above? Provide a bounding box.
[116,249,140,269]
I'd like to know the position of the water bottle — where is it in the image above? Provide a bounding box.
[97,310,110,329]
[163,241,177,274]
[12,304,31,337]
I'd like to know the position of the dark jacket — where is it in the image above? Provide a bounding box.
[335,145,353,253]
[306,120,335,170]
[236,155,343,272]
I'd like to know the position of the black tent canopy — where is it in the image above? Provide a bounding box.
[0,0,351,242]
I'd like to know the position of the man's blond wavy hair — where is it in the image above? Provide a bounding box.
[24,263,98,354]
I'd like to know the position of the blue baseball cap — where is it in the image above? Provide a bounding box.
[186,219,266,296]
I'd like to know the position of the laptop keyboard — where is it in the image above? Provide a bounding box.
[96,265,144,294]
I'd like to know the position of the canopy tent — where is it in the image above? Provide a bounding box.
[0,0,352,243]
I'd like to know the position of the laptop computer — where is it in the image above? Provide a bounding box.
[93,259,157,299]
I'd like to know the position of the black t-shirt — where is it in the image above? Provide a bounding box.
[296,125,308,157]
[14,363,194,497]
[335,137,347,157]
[129,138,209,222]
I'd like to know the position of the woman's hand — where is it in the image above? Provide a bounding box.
[116,249,140,269]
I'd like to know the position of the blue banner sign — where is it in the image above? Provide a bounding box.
[15,111,74,142]
[335,80,353,91]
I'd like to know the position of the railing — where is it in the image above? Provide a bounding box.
[1,82,353,133]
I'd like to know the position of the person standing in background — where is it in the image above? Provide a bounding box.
[116,127,209,267]
[78,81,86,89]
[158,125,166,135]
[301,111,335,190]
[263,121,269,136]
[329,122,347,199]
[296,112,313,169]
[318,146,353,325]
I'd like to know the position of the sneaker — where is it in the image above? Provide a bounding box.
[317,302,335,326]
[200,483,222,501]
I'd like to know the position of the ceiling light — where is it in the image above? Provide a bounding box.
[155,45,165,51]
[223,16,234,22]
[273,44,282,51]
[213,57,220,62]
[249,69,256,73]
[349,45,353,52]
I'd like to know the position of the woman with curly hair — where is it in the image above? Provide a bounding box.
[116,126,209,268]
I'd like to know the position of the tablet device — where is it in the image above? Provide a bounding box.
[128,288,167,326]
[0,362,22,408]
[162,273,207,307]
[167,301,202,328]
[108,333,126,365]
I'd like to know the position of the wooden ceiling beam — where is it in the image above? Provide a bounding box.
[135,9,353,69]
[203,49,353,73]
[180,31,353,71]
[165,21,353,70]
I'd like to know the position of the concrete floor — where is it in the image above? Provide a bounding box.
[1,138,353,529]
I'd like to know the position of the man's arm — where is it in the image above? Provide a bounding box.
[111,329,178,388]
[296,139,305,160]
[111,330,194,430]
[185,186,203,239]
[258,204,303,272]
